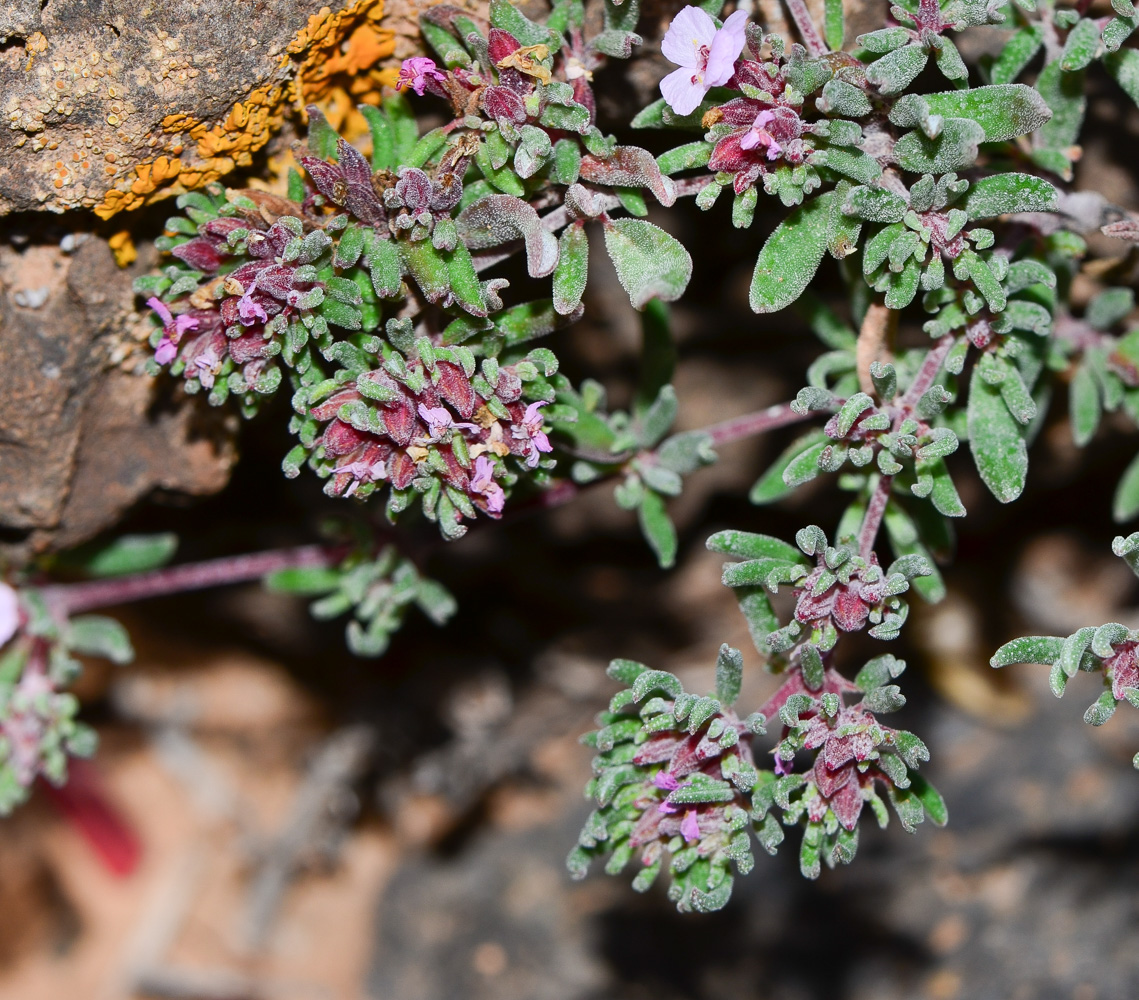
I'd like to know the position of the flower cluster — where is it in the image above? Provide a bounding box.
[570,650,766,913]
[292,336,558,535]
[0,585,130,814]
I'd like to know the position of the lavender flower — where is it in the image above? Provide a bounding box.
[470,456,505,513]
[146,296,199,366]
[513,401,553,468]
[739,109,783,160]
[396,56,447,96]
[659,6,748,116]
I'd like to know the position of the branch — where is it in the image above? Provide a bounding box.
[858,474,893,559]
[857,302,896,396]
[784,0,827,57]
[40,544,351,617]
[704,401,815,447]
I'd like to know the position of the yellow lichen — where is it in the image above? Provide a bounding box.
[108,229,138,268]
[94,0,402,220]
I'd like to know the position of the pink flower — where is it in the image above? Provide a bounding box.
[0,583,19,648]
[659,6,748,116]
[418,404,454,440]
[396,56,446,96]
[155,339,178,365]
[774,752,791,776]
[237,289,268,326]
[739,109,783,160]
[653,771,680,791]
[680,809,701,842]
[470,455,505,513]
[334,458,387,497]
[513,401,553,468]
[147,296,198,366]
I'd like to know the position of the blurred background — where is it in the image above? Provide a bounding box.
[5,2,1139,999]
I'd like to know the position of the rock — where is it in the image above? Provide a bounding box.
[0,0,403,217]
[0,234,236,559]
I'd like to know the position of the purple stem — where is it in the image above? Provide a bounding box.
[899,334,956,410]
[705,401,814,447]
[857,333,959,558]
[41,544,350,617]
[858,474,893,560]
[784,0,828,57]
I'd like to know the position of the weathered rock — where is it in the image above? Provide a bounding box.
[0,0,402,217]
[0,234,236,559]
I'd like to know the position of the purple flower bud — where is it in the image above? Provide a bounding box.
[680,809,701,843]
[470,455,505,513]
[396,56,447,96]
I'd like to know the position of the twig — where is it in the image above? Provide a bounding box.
[784,0,828,57]
[40,544,351,617]
[857,302,896,396]
[704,401,815,447]
[899,333,956,409]
[858,473,894,559]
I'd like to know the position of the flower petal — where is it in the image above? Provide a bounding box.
[704,9,748,88]
[661,5,716,66]
[660,67,705,117]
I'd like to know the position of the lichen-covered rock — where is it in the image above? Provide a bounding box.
[0,0,403,217]
[0,235,235,559]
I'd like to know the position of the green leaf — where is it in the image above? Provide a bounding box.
[553,223,589,316]
[963,173,1057,220]
[865,44,927,94]
[1106,48,1139,108]
[991,25,1044,85]
[823,0,844,50]
[399,239,450,303]
[990,635,1064,667]
[489,0,552,45]
[638,489,677,568]
[715,643,743,705]
[305,105,339,160]
[893,119,985,173]
[1070,361,1101,446]
[1060,18,1101,72]
[367,236,403,298]
[909,774,948,826]
[968,362,1028,503]
[360,105,394,171]
[73,533,178,577]
[602,218,692,310]
[1113,450,1139,522]
[657,141,714,175]
[749,192,834,314]
[67,615,134,665]
[707,530,803,563]
[750,430,829,503]
[890,85,1053,141]
[264,566,341,594]
[1084,689,1117,726]
[445,241,488,317]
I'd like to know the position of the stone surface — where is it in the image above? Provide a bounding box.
[0,234,236,558]
[0,0,399,217]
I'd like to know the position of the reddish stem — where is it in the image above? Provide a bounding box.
[784,0,828,57]
[899,334,957,411]
[41,544,350,617]
[705,401,815,446]
[858,473,894,560]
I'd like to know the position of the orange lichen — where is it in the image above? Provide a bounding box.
[287,0,399,108]
[94,0,403,220]
[108,229,138,268]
